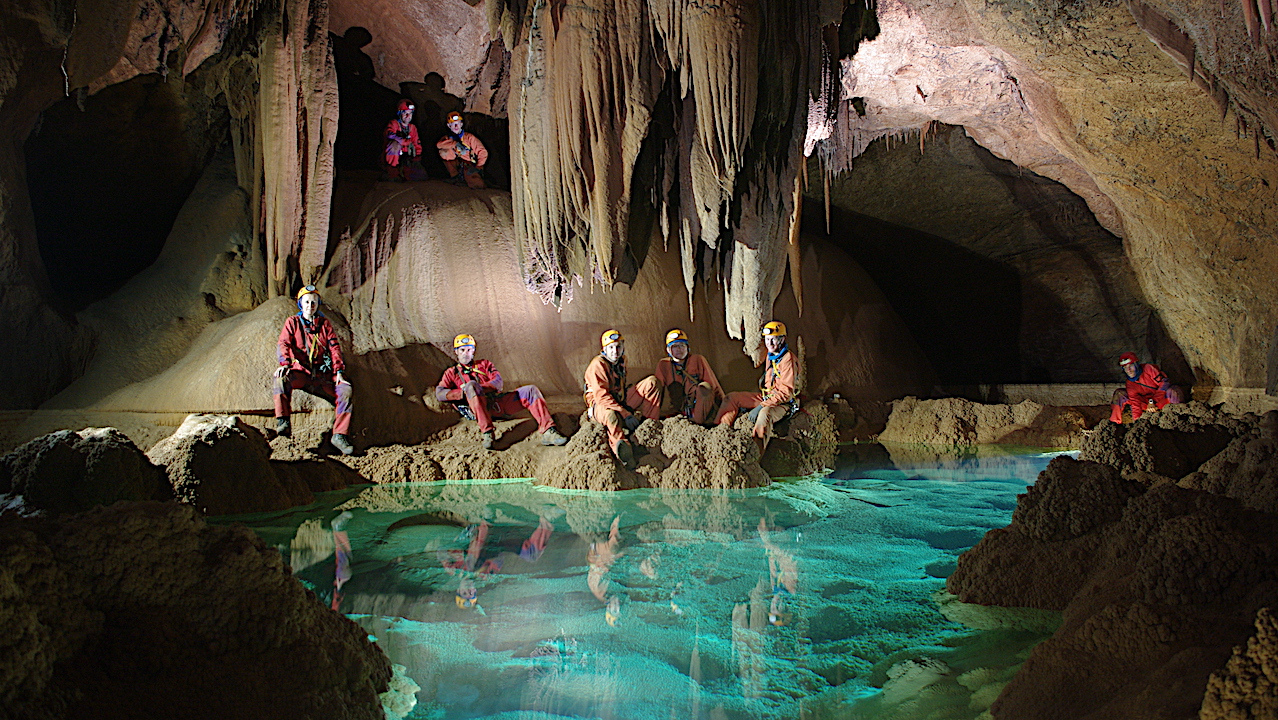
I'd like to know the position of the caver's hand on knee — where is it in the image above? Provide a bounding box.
[623,414,641,432]
[462,380,481,399]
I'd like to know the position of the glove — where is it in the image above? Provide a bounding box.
[746,406,762,424]
[623,415,641,432]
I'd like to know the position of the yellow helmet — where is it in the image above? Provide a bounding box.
[762,321,787,337]
[447,111,463,124]
[665,329,688,347]
[453,334,476,349]
[295,284,322,307]
[601,329,624,350]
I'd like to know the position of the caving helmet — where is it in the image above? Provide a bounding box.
[397,100,414,114]
[296,284,322,309]
[1118,352,1139,367]
[453,334,476,349]
[447,111,463,124]
[761,321,786,337]
[601,329,623,350]
[665,329,688,347]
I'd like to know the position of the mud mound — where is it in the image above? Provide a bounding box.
[149,414,340,515]
[343,407,839,491]
[0,427,171,513]
[1201,607,1278,720]
[948,452,1278,718]
[1080,401,1250,480]
[760,402,838,477]
[1180,410,1278,514]
[880,397,1093,448]
[0,502,391,720]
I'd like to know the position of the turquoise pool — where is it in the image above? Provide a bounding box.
[228,447,1068,719]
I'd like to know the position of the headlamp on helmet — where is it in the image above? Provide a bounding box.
[447,111,463,124]
[296,284,322,308]
[601,329,623,350]
[1118,352,1139,366]
[453,334,476,349]
[665,329,688,347]
[762,321,786,337]
[397,100,414,113]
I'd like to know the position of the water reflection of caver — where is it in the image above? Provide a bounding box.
[758,518,798,627]
[587,516,625,625]
[438,521,501,610]
[331,511,354,611]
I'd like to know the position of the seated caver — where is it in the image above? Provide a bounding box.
[636,329,725,424]
[384,100,422,182]
[273,285,355,455]
[1110,351,1183,423]
[583,329,660,470]
[716,320,799,453]
[436,111,488,189]
[435,334,568,450]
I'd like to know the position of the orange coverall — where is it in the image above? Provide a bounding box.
[436,131,488,189]
[638,354,724,424]
[717,350,798,441]
[584,356,659,455]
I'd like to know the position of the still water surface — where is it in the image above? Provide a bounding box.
[227,446,1067,719]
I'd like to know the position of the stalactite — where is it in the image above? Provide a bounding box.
[787,164,804,317]
[1243,0,1261,44]
[258,0,339,294]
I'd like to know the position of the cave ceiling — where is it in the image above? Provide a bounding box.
[0,0,1275,409]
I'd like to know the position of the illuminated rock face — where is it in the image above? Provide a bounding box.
[828,0,1278,388]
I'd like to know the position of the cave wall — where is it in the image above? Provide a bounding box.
[0,0,339,408]
[820,0,1278,388]
[811,122,1184,384]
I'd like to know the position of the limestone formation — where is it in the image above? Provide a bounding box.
[880,396,1095,448]
[0,501,392,719]
[0,427,172,514]
[822,0,1278,388]
[949,411,1278,719]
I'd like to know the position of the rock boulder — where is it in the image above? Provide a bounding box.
[0,428,171,513]
[148,414,312,515]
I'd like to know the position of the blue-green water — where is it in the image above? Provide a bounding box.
[228,447,1067,720]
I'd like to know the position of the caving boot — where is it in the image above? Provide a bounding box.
[330,433,354,456]
[276,417,291,438]
[540,427,569,446]
[616,440,637,471]
[481,431,495,450]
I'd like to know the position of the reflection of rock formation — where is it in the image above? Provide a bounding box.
[948,409,1278,718]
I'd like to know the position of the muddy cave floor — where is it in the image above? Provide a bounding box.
[218,436,1067,720]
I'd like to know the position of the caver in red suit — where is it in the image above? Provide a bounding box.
[274,286,353,445]
[435,334,568,448]
[384,100,422,181]
[1110,351,1183,423]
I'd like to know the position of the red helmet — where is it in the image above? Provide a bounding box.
[1118,352,1139,366]
[397,100,414,113]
